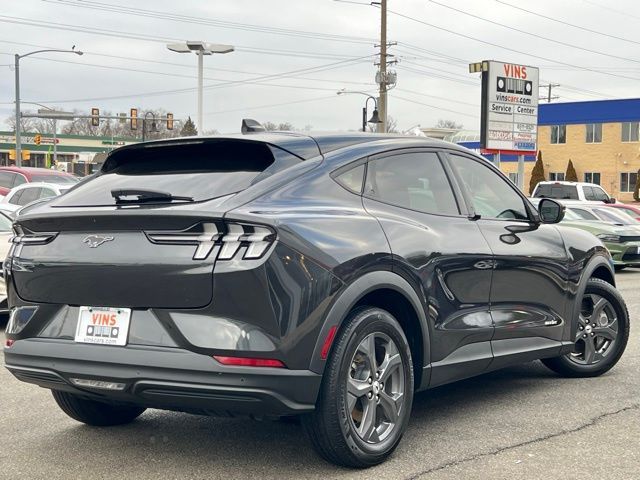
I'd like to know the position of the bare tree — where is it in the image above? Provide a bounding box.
[435,119,463,129]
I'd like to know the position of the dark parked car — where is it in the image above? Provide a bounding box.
[0,166,78,197]
[3,132,629,467]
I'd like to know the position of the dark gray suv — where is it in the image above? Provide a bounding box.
[3,133,629,467]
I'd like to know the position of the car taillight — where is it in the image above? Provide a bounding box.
[145,221,276,261]
[11,224,58,245]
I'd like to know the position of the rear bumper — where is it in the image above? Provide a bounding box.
[4,338,321,416]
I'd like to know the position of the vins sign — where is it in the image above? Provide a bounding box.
[480,61,539,153]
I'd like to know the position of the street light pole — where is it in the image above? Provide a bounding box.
[337,90,381,132]
[197,50,204,136]
[14,54,21,167]
[13,48,83,167]
[166,41,234,136]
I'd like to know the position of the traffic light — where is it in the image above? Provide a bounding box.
[91,108,100,127]
[21,150,30,161]
[166,113,174,131]
[8,149,15,161]
[130,108,138,130]
[34,134,42,145]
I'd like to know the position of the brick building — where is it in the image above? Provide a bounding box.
[448,98,640,202]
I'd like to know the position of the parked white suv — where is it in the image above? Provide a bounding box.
[531,181,616,204]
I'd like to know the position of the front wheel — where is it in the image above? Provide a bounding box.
[302,306,414,468]
[542,278,629,377]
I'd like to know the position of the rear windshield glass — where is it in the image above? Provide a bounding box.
[30,174,78,184]
[53,140,301,207]
[534,184,579,200]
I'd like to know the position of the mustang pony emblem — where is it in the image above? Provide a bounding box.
[83,235,114,248]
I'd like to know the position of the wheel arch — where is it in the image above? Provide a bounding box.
[309,270,430,390]
[569,254,616,336]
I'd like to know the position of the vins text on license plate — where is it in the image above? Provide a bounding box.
[75,307,131,346]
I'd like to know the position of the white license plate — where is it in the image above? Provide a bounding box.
[75,307,131,346]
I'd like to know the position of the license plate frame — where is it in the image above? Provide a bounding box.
[75,306,131,346]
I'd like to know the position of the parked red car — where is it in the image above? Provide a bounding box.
[0,166,78,197]
[604,203,640,221]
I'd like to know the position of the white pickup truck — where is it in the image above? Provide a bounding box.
[531,181,617,204]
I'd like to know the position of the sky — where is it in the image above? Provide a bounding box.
[1,0,639,135]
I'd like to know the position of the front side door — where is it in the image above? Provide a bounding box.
[445,152,571,368]
[360,149,496,387]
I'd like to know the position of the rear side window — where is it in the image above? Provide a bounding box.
[0,172,15,188]
[534,184,579,200]
[16,187,41,206]
[54,140,301,207]
[364,152,459,215]
[334,164,365,194]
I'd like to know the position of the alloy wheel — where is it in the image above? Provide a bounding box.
[571,293,619,365]
[346,332,405,444]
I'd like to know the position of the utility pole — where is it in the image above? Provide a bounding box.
[377,0,387,133]
[540,83,560,103]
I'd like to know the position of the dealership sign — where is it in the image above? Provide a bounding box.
[479,61,539,153]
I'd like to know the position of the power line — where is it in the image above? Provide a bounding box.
[0,15,368,61]
[396,89,478,107]
[497,0,640,45]
[43,0,377,45]
[428,0,640,65]
[205,95,339,116]
[390,94,480,119]
[386,8,640,82]
[0,38,374,87]
[31,56,374,104]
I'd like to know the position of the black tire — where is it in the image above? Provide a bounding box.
[302,306,414,468]
[542,278,629,378]
[52,390,146,426]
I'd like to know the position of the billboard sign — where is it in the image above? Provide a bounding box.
[480,61,539,153]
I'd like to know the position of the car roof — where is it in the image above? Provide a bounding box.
[10,182,67,191]
[0,166,73,176]
[108,132,464,161]
[536,181,599,187]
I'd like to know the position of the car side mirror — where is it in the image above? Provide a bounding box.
[607,197,616,204]
[538,198,565,224]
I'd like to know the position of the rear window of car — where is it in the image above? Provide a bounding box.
[534,184,579,200]
[53,140,302,207]
[30,174,78,184]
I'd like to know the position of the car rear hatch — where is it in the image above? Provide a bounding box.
[8,138,302,308]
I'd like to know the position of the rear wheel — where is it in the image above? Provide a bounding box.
[542,278,629,377]
[302,307,414,468]
[52,390,146,426]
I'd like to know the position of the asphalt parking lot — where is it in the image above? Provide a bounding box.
[1,272,638,480]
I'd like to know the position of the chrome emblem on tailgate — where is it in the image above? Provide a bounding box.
[83,235,114,248]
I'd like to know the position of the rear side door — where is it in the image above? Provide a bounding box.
[445,152,571,368]
[360,149,495,387]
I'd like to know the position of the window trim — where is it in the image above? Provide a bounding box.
[550,125,566,145]
[442,149,537,224]
[360,147,468,218]
[585,123,603,144]
[621,121,640,143]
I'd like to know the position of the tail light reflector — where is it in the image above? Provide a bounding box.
[213,355,285,368]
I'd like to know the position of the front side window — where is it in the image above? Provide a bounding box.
[586,123,602,143]
[620,172,638,193]
[364,152,459,216]
[449,154,529,220]
[621,122,639,142]
[550,125,566,144]
[584,172,601,185]
[591,186,609,201]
